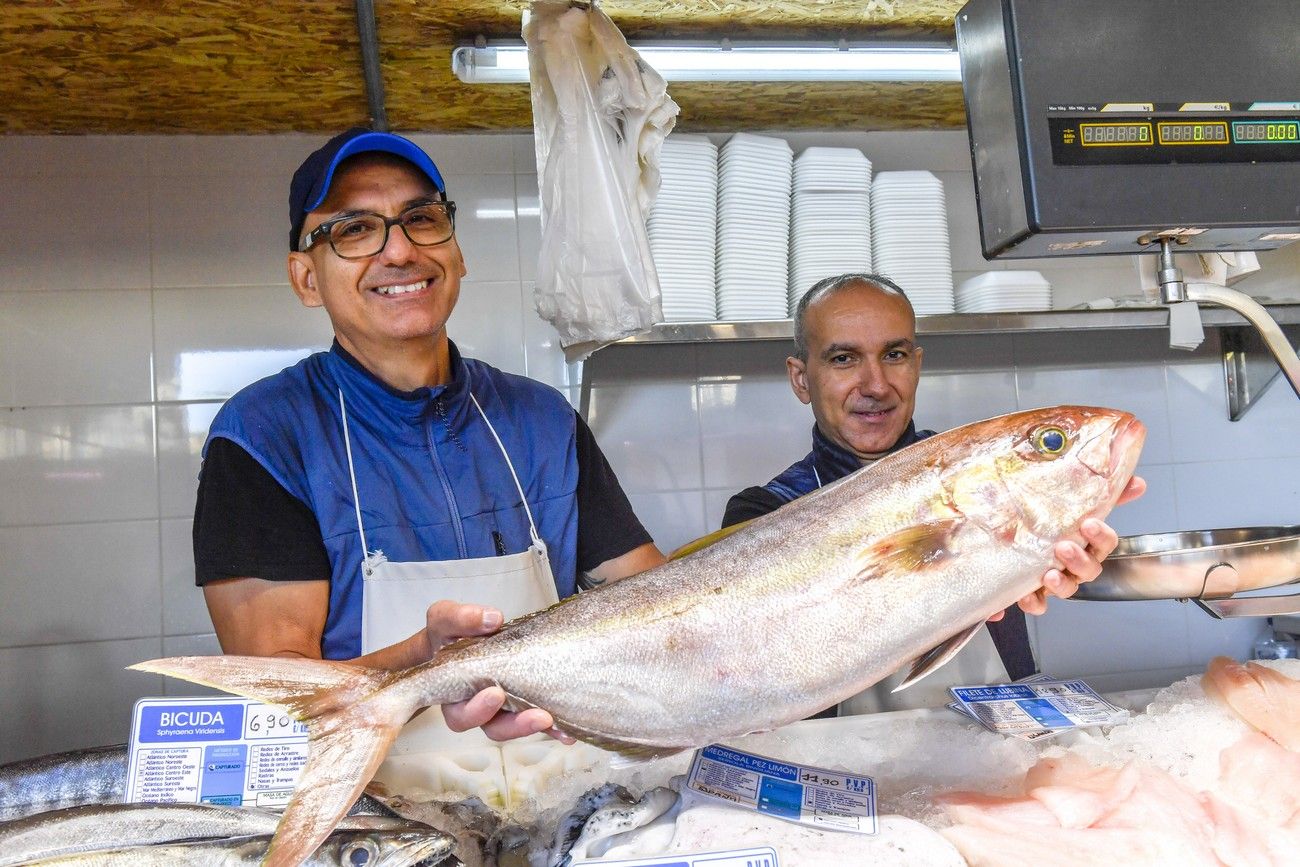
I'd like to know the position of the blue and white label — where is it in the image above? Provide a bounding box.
[949,676,1128,739]
[127,697,309,808]
[570,846,779,867]
[685,745,876,834]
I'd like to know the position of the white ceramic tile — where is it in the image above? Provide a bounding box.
[449,174,521,284]
[1172,458,1300,529]
[1104,463,1178,537]
[703,488,738,532]
[1028,260,1144,310]
[163,633,221,655]
[914,370,1018,433]
[447,280,526,376]
[521,284,571,390]
[516,173,541,283]
[161,517,211,636]
[626,490,708,556]
[157,402,221,519]
[0,637,162,764]
[149,172,287,287]
[0,520,161,646]
[0,290,154,407]
[935,171,990,273]
[0,405,157,527]
[1013,363,1174,465]
[698,380,812,491]
[1165,360,1300,464]
[405,134,515,176]
[1033,598,1193,677]
[1080,665,1204,694]
[1183,612,1269,669]
[161,634,226,696]
[511,134,538,174]
[152,286,333,401]
[148,134,321,179]
[0,174,151,291]
[0,135,151,177]
[587,384,702,493]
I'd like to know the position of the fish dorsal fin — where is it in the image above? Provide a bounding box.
[854,519,963,582]
[668,519,753,561]
[891,622,985,693]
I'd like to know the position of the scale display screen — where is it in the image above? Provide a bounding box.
[1051,113,1300,164]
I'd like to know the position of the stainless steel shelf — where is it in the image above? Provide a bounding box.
[614,304,1300,345]
[582,303,1300,423]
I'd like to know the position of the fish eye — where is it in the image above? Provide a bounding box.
[343,840,378,866]
[1031,426,1068,455]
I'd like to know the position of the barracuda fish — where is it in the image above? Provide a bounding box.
[0,802,441,866]
[132,405,1145,867]
[23,826,458,866]
[0,746,126,824]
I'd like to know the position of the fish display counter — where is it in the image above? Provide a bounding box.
[2,657,1296,865]
[356,658,1298,866]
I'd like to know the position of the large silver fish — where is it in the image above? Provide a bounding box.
[23,826,457,866]
[0,746,126,824]
[0,802,442,866]
[132,405,1145,867]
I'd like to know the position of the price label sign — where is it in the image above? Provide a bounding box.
[127,697,309,809]
[685,745,876,834]
[571,847,780,867]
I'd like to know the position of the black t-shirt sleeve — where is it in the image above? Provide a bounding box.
[193,437,332,586]
[574,412,653,571]
[721,485,786,529]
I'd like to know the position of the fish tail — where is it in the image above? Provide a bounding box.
[129,655,420,867]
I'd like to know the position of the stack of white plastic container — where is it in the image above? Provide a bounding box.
[870,171,955,315]
[716,133,793,320]
[788,147,874,314]
[956,271,1053,312]
[646,135,719,322]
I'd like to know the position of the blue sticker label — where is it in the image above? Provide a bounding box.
[756,776,803,819]
[1019,698,1073,728]
[199,743,247,801]
[138,703,245,743]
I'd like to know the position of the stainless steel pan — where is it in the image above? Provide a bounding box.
[1074,526,1300,617]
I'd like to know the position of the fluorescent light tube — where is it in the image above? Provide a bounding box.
[452,42,961,84]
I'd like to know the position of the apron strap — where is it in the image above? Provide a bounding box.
[337,387,372,565]
[468,391,546,554]
[812,465,822,489]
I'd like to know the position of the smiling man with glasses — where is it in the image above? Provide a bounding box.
[192,128,665,749]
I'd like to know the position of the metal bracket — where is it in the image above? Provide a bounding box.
[1194,593,1300,619]
[1222,325,1287,421]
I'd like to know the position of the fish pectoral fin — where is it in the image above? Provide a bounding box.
[892,622,985,693]
[668,519,753,561]
[854,519,964,581]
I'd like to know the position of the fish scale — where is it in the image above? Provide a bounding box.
[132,405,1145,867]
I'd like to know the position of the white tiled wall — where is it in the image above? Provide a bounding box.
[2,130,1298,763]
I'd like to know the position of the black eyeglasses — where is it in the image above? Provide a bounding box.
[299,201,458,259]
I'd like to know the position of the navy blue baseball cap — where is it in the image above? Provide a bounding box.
[289,127,447,251]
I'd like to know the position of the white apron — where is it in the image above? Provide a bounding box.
[339,388,560,755]
[793,466,1011,716]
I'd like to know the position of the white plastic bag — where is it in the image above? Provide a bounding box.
[525,0,679,361]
